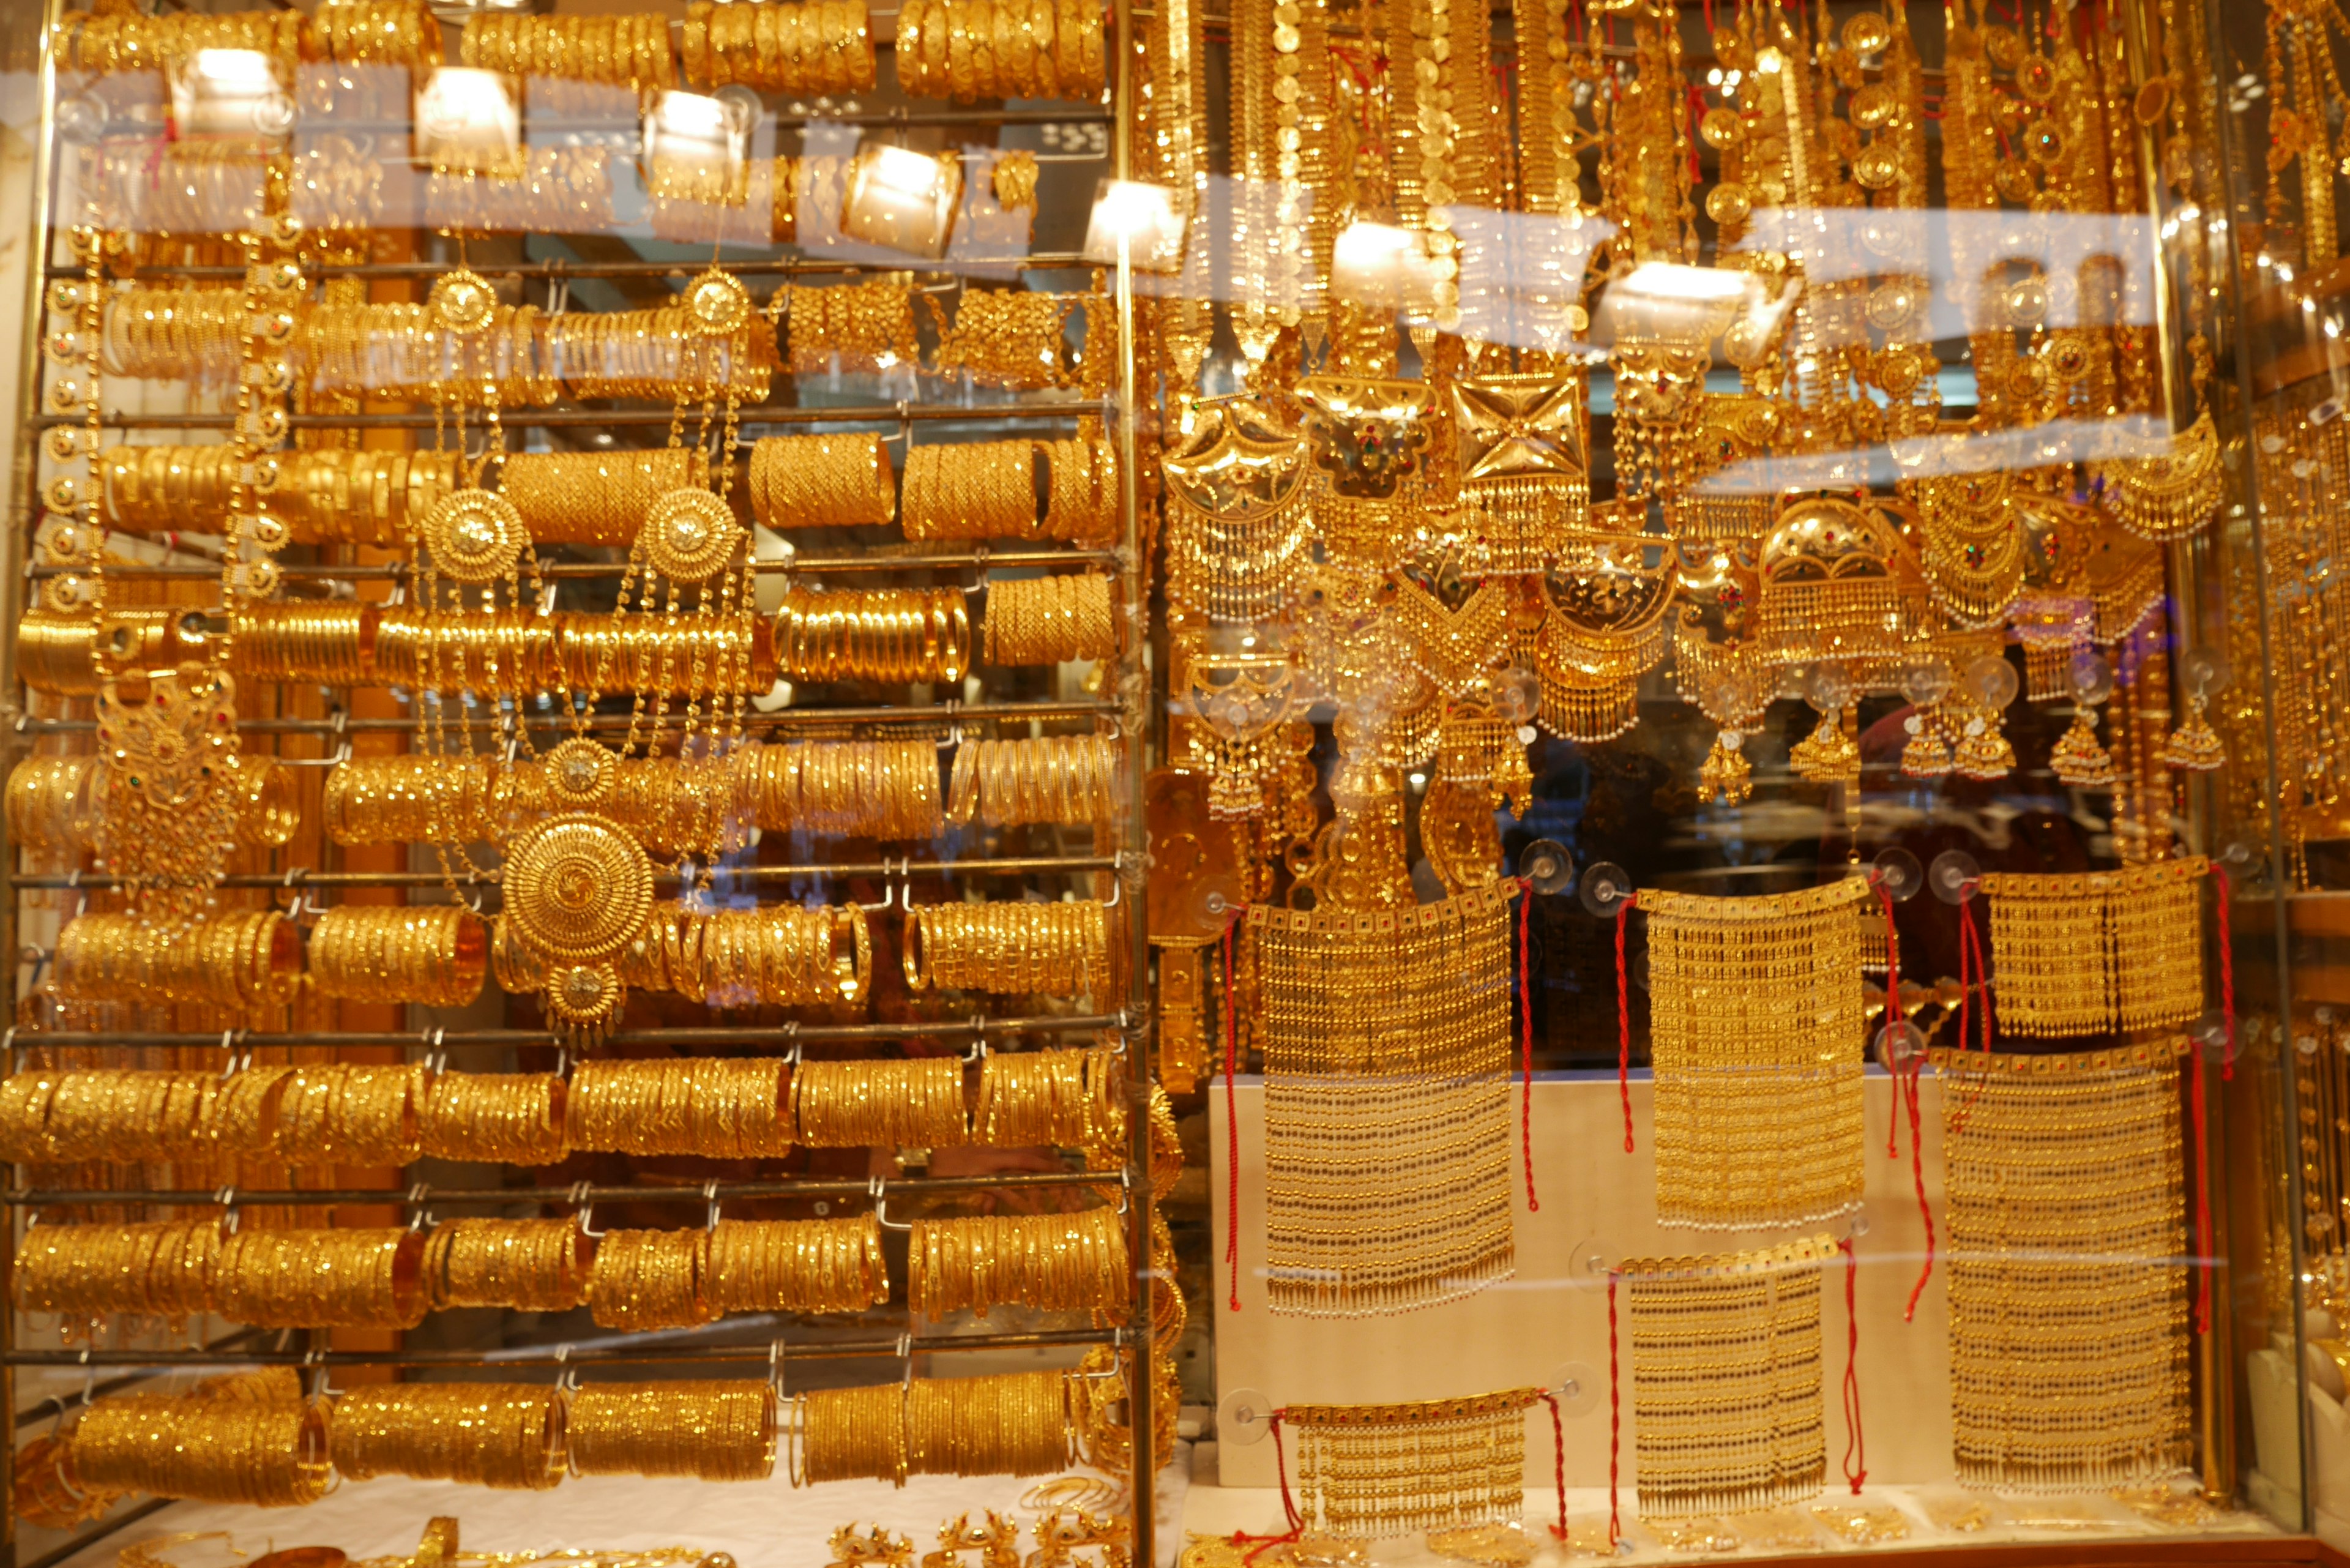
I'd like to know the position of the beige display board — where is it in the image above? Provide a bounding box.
[1209,1072,1955,1491]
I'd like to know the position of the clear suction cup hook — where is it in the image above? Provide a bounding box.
[1808,662,1855,712]
[2190,1009,2232,1063]
[1218,1388,1274,1447]
[1497,666,1541,726]
[1521,839,1575,896]
[2068,649,2115,704]
[2181,646,2232,697]
[1567,1238,1619,1291]
[1871,846,1923,902]
[1546,1362,1602,1417]
[1963,652,2020,711]
[1874,1018,1928,1072]
[1579,861,1633,917]
[2218,838,2261,875]
[1898,654,1952,707]
[1928,849,1982,905]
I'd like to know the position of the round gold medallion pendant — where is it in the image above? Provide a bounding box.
[541,737,618,811]
[420,488,528,584]
[502,812,655,963]
[643,487,740,582]
[684,269,752,337]
[544,960,626,1034]
[428,267,499,336]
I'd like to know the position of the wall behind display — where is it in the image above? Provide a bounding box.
[1210,1075,1953,1490]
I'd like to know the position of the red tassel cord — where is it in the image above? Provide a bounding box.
[1900,1060,1934,1323]
[1518,879,1540,1210]
[1879,879,1904,1162]
[1539,1391,1570,1543]
[2213,863,2237,1081]
[1230,1412,1303,1563]
[1838,1238,1868,1494]
[1222,915,1243,1314]
[1606,1271,1622,1548]
[1615,895,1637,1154]
[1873,881,1934,1318]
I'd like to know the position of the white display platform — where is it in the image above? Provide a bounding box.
[1210,1071,1955,1492]
[45,1448,1193,1568]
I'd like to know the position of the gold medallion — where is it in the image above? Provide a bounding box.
[642,487,740,582]
[502,813,655,963]
[684,268,753,337]
[427,267,498,336]
[419,488,528,584]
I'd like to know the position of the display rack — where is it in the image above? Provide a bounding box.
[0,0,1165,1558]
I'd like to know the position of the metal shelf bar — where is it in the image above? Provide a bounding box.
[3,1327,1119,1368]
[19,550,1116,583]
[34,400,1108,432]
[6,853,1114,890]
[10,1015,1123,1050]
[9,1172,1120,1207]
[9,700,1118,736]
[50,253,1103,282]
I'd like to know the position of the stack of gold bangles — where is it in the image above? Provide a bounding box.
[315,0,441,69]
[749,433,897,529]
[901,438,1114,541]
[947,734,1118,826]
[797,1368,1078,1484]
[563,1058,796,1158]
[903,899,1111,996]
[775,585,972,684]
[791,1055,971,1147]
[498,447,706,544]
[53,911,302,1013]
[544,307,778,401]
[755,737,944,838]
[422,1217,589,1310]
[8,753,296,854]
[983,572,1117,664]
[305,905,488,1008]
[324,754,508,846]
[909,1205,1128,1317]
[892,0,1104,100]
[100,285,247,381]
[458,11,676,99]
[231,602,378,685]
[424,146,616,238]
[67,1371,330,1508]
[682,0,876,92]
[933,291,1071,390]
[782,281,920,375]
[627,901,876,1006]
[330,1384,567,1490]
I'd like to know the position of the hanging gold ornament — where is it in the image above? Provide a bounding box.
[1160,400,1314,624]
[1449,370,1591,573]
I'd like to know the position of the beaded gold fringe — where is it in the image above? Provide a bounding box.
[1979,857,2207,1036]
[1620,1237,1831,1518]
[1641,879,1869,1230]
[1286,1388,1538,1539]
[1250,881,1518,1316]
[1932,1037,2193,1491]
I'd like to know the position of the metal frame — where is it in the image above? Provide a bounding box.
[0,0,1160,1558]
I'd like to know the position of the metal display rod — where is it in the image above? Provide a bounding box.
[8,1171,1121,1208]
[9,1014,1127,1050]
[7,852,1116,891]
[3,1327,1119,1370]
[21,549,1116,583]
[10,700,1121,736]
[34,399,1110,432]
[47,253,1104,282]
